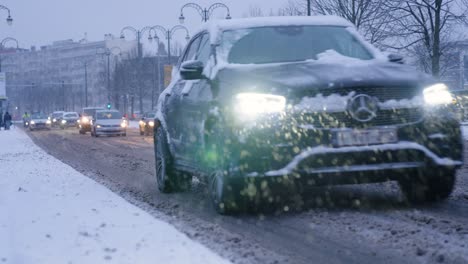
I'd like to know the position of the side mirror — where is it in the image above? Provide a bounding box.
[180,60,205,80]
[388,53,404,64]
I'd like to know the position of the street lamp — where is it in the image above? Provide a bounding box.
[0,37,19,72]
[179,2,231,23]
[0,5,13,25]
[119,26,154,58]
[149,25,190,64]
[97,47,123,105]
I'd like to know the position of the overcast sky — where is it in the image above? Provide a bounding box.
[0,0,288,49]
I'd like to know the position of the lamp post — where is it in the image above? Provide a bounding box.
[179,2,231,23]
[0,37,19,72]
[97,47,124,107]
[0,5,13,25]
[307,0,311,16]
[149,25,190,64]
[119,26,153,58]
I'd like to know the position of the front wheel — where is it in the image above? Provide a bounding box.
[399,168,456,204]
[209,168,245,214]
[155,126,185,193]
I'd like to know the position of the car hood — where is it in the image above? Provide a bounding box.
[216,60,435,96]
[96,119,121,125]
[31,119,49,123]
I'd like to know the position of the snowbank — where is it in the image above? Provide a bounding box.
[0,129,230,264]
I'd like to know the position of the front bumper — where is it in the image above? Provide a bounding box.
[95,127,126,135]
[30,123,51,130]
[225,112,463,183]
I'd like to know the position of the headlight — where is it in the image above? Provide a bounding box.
[423,83,453,105]
[52,118,57,122]
[82,117,90,123]
[30,120,35,125]
[61,120,67,124]
[46,120,51,124]
[121,122,127,128]
[149,121,155,127]
[234,93,286,119]
[96,125,101,128]
[139,120,145,126]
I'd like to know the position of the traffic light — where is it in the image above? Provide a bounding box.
[106,103,111,109]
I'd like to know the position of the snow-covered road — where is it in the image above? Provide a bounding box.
[0,129,230,264]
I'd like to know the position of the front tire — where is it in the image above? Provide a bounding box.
[399,168,456,204]
[205,120,245,214]
[155,126,182,193]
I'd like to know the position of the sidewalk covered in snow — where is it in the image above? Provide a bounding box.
[0,128,230,264]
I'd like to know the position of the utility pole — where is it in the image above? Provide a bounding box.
[61,81,65,111]
[107,54,110,104]
[307,0,311,16]
[84,62,88,107]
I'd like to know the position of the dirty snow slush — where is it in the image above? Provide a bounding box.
[27,127,468,264]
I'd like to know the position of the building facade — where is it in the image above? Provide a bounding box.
[1,36,136,115]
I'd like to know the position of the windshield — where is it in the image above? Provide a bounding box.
[222,26,373,64]
[31,113,48,119]
[64,113,78,118]
[96,111,122,120]
[145,113,156,118]
[84,108,102,116]
[52,112,63,118]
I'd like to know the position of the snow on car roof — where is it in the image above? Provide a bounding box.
[198,16,354,44]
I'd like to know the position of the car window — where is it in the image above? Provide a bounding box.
[223,26,373,64]
[182,35,202,63]
[196,33,211,64]
[65,113,78,118]
[96,111,122,120]
[31,113,48,119]
[145,113,156,118]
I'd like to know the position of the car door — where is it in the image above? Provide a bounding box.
[164,35,203,159]
[178,33,214,163]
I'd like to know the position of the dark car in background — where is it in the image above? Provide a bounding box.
[79,107,104,134]
[153,16,463,214]
[59,112,79,129]
[50,111,64,127]
[139,112,156,136]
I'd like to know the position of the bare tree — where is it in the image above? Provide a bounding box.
[385,0,468,77]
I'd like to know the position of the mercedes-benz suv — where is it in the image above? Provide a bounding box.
[154,16,463,214]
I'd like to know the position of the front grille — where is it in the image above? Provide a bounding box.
[101,125,120,128]
[297,108,424,128]
[318,87,422,102]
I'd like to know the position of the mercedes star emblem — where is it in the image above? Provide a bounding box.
[347,94,379,122]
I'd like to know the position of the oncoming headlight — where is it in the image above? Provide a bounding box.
[61,120,67,124]
[149,121,155,127]
[82,117,90,123]
[52,118,57,122]
[30,120,35,125]
[46,120,51,125]
[121,122,127,128]
[234,93,286,119]
[423,83,453,105]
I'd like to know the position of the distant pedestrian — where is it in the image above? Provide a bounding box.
[22,112,30,127]
[3,112,11,130]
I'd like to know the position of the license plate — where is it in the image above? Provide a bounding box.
[332,128,398,147]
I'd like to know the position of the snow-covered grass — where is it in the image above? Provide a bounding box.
[0,128,230,264]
